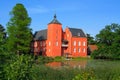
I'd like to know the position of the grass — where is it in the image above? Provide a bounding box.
[31,59,120,80]
[54,56,65,62]
[31,64,97,80]
[3,55,120,80]
[53,56,91,62]
[86,60,120,80]
[72,57,91,61]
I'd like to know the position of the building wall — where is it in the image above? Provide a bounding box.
[33,41,40,55]
[46,24,62,57]
[62,27,87,57]
[71,37,87,57]
[33,40,47,56]
[33,24,87,57]
[62,27,72,57]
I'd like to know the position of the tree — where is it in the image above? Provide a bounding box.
[7,3,32,54]
[96,23,120,46]
[0,24,6,79]
[86,34,96,45]
[92,23,120,59]
[0,24,6,51]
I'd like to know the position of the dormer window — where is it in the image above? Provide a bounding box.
[78,33,80,36]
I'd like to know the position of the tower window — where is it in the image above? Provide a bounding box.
[49,41,51,46]
[56,41,58,46]
[67,34,69,37]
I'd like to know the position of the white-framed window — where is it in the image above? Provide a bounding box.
[43,48,45,51]
[78,48,81,53]
[34,42,37,47]
[73,41,76,46]
[78,41,81,46]
[78,33,80,36]
[83,41,86,46]
[44,42,46,46]
[40,42,42,46]
[56,41,58,46]
[67,34,69,37]
[49,41,51,46]
[43,42,45,46]
[74,48,76,53]
[83,48,85,53]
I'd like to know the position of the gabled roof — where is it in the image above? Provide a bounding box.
[48,14,62,25]
[34,29,47,40]
[68,28,86,37]
[88,45,98,52]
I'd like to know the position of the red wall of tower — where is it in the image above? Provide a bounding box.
[46,24,62,57]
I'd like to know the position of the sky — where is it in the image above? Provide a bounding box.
[0,0,120,37]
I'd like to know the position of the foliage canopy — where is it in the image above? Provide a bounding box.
[91,23,120,59]
[7,3,32,54]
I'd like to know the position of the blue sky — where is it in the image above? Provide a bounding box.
[0,0,120,37]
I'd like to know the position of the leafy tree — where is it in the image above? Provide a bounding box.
[86,34,96,45]
[96,24,119,46]
[7,3,32,54]
[0,24,6,49]
[92,23,120,59]
[0,24,6,79]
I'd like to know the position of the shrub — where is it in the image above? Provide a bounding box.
[72,69,96,80]
[5,54,33,80]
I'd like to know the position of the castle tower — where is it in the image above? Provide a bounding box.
[46,14,62,57]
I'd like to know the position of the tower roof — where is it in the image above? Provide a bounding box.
[48,14,62,25]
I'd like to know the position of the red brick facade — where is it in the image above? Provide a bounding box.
[33,15,87,57]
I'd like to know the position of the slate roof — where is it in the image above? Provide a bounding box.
[48,14,62,25]
[88,45,98,52]
[34,29,47,40]
[68,28,86,37]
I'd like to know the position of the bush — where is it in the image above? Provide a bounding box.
[5,54,33,80]
[91,46,120,60]
[0,51,11,80]
[72,69,95,80]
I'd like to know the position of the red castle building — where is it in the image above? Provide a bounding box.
[33,15,87,57]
